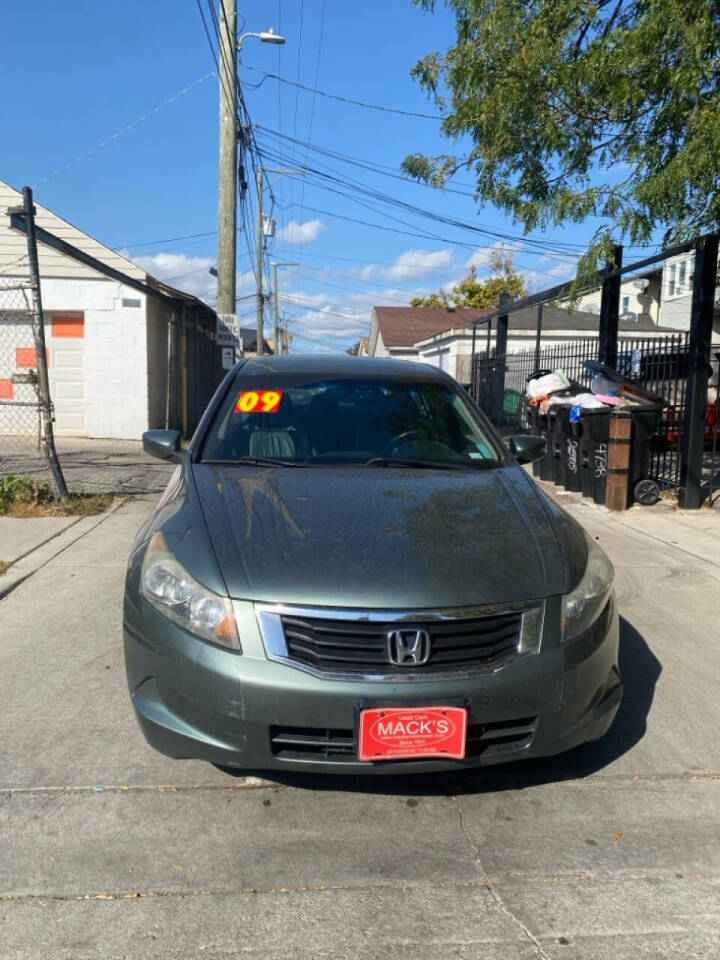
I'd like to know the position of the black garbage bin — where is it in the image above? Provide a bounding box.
[525,369,575,483]
[581,361,665,505]
[553,407,582,493]
[526,402,555,481]
[577,409,610,504]
[526,361,665,506]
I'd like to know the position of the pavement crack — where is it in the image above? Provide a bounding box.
[454,795,553,960]
[0,780,284,798]
[1,879,486,903]
[3,771,719,797]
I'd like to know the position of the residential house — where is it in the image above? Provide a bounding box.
[0,180,220,440]
[368,306,493,363]
[571,249,720,332]
[237,327,272,357]
[368,304,677,386]
[573,269,663,325]
[658,248,720,330]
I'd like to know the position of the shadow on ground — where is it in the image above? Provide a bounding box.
[219,616,661,796]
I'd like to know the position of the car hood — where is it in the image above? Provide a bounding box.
[193,463,573,608]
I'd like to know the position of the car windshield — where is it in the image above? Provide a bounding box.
[200,375,502,468]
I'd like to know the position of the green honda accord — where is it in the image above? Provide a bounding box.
[124,355,621,773]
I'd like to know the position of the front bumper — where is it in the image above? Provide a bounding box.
[123,591,621,775]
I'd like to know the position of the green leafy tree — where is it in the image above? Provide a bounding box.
[403,1,720,267]
[410,251,527,307]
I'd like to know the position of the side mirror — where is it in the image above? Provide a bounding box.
[509,434,546,464]
[143,429,184,462]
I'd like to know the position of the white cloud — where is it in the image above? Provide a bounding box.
[361,248,454,282]
[345,287,417,308]
[279,286,371,354]
[127,251,255,304]
[464,241,524,271]
[276,219,326,245]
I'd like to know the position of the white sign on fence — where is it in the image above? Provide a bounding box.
[216,313,240,347]
[221,347,236,370]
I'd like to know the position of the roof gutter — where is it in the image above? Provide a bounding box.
[9,210,179,307]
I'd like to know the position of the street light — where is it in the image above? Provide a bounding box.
[238,27,286,52]
[271,261,299,355]
[218,16,286,316]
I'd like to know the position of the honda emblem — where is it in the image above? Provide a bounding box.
[387,628,431,667]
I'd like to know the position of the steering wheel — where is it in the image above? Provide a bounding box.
[381,429,439,456]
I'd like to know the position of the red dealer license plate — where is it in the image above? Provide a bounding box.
[358,706,467,762]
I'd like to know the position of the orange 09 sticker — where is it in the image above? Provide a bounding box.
[235,389,283,414]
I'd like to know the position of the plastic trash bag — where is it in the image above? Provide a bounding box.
[570,393,608,422]
[590,373,619,396]
[526,370,571,399]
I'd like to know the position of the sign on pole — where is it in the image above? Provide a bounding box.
[216,313,240,347]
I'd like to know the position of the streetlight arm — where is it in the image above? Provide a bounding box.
[238,28,285,52]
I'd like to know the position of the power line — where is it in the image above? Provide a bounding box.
[299,0,327,260]
[289,1,305,288]
[257,130,586,257]
[34,72,215,186]
[258,123,479,194]
[288,266,418,304]
[257,125,659,258]
[210,0,240,109]
[284,321,345,351]
[279,294,367,324]
[240,64,443,119]
[114,230,218,250]
[195,0,234,104]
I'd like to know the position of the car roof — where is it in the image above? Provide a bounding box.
[237,355,447,380]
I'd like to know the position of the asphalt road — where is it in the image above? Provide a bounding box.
[1,493,719,959]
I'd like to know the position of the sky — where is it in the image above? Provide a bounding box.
[1,0,654,353]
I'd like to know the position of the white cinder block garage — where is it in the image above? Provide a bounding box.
[1,181,219,440]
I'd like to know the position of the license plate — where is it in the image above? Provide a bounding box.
[358,706,467,762]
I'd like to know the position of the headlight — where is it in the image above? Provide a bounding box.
[140,532,241,651]
[561,535,614,643]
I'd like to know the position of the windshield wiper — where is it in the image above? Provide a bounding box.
[364,457,470,471]
[202,457,304,468]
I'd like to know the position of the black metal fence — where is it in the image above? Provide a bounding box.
[165,305,221,438]
[470,233,720,507]
[474,332,696,494]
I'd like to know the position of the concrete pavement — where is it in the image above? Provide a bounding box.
[1,491,719,959]
[0,437,175,495]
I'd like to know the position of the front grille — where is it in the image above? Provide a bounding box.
[270,726,355,760]
[279,611,523,676]
[270,717,537,762]
[464,716,537,758]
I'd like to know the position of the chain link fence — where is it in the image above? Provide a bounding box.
[0,187,68,500]
[0,277,54,487]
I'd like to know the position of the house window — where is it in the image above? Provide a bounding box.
[678,260,687,293]
[622,295,630,313]
[668,263,677,297]
[122,297,142,308]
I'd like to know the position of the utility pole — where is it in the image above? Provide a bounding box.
[271,261,299,356]
[217,22,285,317]
[255,165,265,351]
[272,261,278,355]
[256,167,304,354]
[216,0,237,316]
